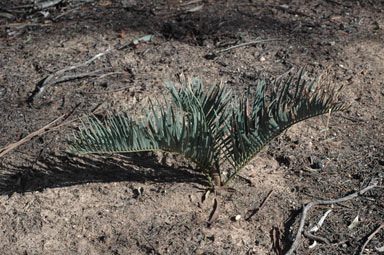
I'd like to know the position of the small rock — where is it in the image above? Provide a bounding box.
[373,21,381,30]
[195,249,204,255]
[133,187,144,198]
[0,86,6,97]
[310,161,323,169]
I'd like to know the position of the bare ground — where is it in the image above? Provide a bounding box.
[0,0,383,254]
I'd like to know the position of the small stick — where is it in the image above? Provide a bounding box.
[285,184,384,255]
[180,0,203,7]
[98,71,128,79]
[272,226,284,255]
[246,189,274,220]
[43,67,111,86]
[0,22,51,29]
[53,7,80,21]
[34,0,63,10]
[305,209,332,248]
[274,67,296,82]
[309,209,332,232]
[0,114,65,158]
[324,108,332,139]
[359,223,384,255]
[6,0,63,11]
[82,86,130,95]
[216,39,282,54]
[0,102,83,158]
[303,231,330,245]
[208,197,221,226]
[28,47,111,103]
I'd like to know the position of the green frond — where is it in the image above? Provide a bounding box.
[223,71,346,185]
[67,70,347,187]
[67,79,234,186]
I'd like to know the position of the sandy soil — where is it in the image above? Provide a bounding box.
[0,0,383,254]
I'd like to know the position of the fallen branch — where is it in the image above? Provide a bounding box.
[359,223,384,255]
[0,102,87,158]
[0,114,65,158]
[246,189,274,220]
[8,0,63,11]
[306,209,332,248]
[285,184,384,255]
[304,231,330,246]
[208,197,221,226]
[27,47,111,104]
[216,39,282,54]
[53,6,81,21]
[0,22,51,29]
[272,226,284,255]
[43,67,111,86]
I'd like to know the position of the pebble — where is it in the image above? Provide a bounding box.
[0,86,6,97]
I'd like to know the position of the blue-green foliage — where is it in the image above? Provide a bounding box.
[68,72,346,187]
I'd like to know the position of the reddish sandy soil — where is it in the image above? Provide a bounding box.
[0,0,383,254]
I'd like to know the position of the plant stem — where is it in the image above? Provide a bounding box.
[210,169,221,186]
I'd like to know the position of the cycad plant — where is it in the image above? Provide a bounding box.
[67,70,346,187]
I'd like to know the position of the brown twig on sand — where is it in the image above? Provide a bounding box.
[272,226,284,255]
[0,102,88,158]
[285,184,384,255]
[208,197,221,226]
[53,7,81,21]
[305,209,332,248]
[0,114,66,158]
[0,22,51,29]
[215,39,282,54]
[359,223,384,255]
[303,230,330,245]
[246,189,274,220]
[43,67,111,86]
[28,47,111,104]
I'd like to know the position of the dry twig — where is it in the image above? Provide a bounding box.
[285,184,384,255]
[28,47,111,104]
[246,189,274,220]
[0,102,87,158]
[82,86,130,95]
[216,39,282,54]
[53,6,81,21]
[0,115,66,158]
[359,223,384,255]
[8,0,63,11]
[208,197,220,226]
[306,209,332,248]
[0,22,51,29]
[303,230,330,245]
[272,226,284,255]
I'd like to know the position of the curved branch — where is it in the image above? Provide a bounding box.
[285,185,384,255]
